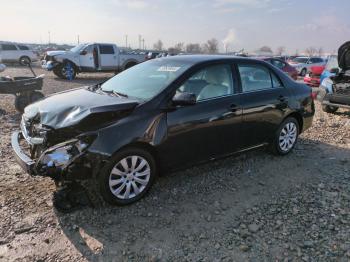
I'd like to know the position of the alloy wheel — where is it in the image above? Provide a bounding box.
[109,155,151,200]
[279,122,297,152]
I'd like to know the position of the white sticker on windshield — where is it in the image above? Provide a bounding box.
[157,66,181,72]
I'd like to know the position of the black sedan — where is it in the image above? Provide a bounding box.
[12,55,315,205]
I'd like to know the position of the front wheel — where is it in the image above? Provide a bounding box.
[322,105,338,114]
[59,62,76,80]
[99,147,157,205]
[271,117,299,155]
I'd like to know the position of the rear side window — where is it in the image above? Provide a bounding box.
[1,44,17,51]
[99,45,115,54]
[238,64,282,92]
[18,45,30,50]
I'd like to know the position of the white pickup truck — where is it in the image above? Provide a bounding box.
[42,43,146,80]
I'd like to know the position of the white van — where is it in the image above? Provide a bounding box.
[0,42,39,64]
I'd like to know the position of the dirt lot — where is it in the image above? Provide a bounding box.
[1,66,350,261]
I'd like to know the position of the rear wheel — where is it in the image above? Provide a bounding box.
[271,117,299,155]
[99,147,157,205]
[19,56,31,66]
[124,62,137,70]
[322,105,338,114]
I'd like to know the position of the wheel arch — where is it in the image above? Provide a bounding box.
[284,111,303,133]
[122,59,138,70]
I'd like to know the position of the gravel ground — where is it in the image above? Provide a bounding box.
[0,66,350,261]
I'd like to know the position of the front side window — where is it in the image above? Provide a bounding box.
[101,59,191,100]
[325,55,339,70]
[238,64,282,92]
[271,59,285,69]
[99,45,115,54]
[1,44,17,51]
[177,64,233,101]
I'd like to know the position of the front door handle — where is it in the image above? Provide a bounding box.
[230,104,239,112]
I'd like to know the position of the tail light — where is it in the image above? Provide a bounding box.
[310,91,317,100]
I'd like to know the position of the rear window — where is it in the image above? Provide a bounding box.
[1,44,17,51]
[18,45,30,50]
[99,45,115,54]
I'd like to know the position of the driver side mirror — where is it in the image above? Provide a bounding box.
[80,50,87,55]
[172,92,196,106]
[329,68,339,74]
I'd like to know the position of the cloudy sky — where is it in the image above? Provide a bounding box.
[1,0,349,53]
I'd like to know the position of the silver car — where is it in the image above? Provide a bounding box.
[289,56,326,76]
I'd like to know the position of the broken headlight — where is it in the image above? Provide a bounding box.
[38,135,95,169]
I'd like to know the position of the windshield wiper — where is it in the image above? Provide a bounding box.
[101,89,128,98]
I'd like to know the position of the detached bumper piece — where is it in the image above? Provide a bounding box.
[11,131,36,176]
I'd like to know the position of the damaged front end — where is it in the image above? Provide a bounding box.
[12,114,96,182]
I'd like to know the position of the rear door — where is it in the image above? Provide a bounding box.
[0,44,19,62]
[99,44,117,70]
[236,62,291,147]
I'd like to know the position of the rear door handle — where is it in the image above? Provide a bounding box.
[278,95,287,102]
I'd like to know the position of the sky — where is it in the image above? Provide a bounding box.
[1,0,349,54]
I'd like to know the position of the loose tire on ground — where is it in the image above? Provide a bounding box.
[270,117,300,156]
[322,105,338,114]
[99,147,157,205]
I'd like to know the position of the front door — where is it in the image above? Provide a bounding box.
[237,62,291,147]
[79,44,96,71]
[159,63,243,169]
[99,44,117,70]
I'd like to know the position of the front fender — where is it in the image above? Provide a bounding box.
[87,111,167,158]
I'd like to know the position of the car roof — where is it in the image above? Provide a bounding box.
[156,54,259,65]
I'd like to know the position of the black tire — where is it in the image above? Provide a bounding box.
[14,95,30,112]
[60,62,77,80]
[19,56,31,66]
[30,91,45,103]
[300,68,307,77]
[53,67,64,78]
[322,105,338,114]
[270,117,300,156]
[99,147,157,205]
[124,62,136,70]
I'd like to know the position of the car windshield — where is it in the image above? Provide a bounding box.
[325,55,339,70]
[292,57,308,63]
[70,44,88,53]
[101,59,191,100]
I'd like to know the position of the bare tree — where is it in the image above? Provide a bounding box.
[168,42,185,54]
[305,47,317,57]
[185,43,202,54]
[203,38,219,54]
[276,46,286,56]
[317,47,324,57]
[153,40,164,51]
[258,46,273,53]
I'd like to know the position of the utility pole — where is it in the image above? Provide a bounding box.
[138,35,142,50]
[125,35,128,49]
[48,31,51,46]
[77,35,80,44]
[142,38,145,50]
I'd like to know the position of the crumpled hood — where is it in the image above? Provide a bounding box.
[338,41,350,70]
[24,88,139,129]
[46,50,69,57]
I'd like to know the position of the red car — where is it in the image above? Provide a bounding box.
[262,58,298,80]
[303,65,325,87]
